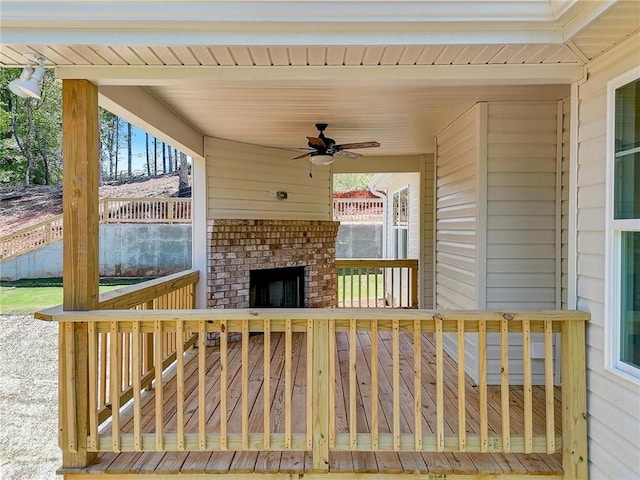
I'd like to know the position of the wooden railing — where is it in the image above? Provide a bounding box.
[37,269,199,460]
[333,198,384,223]
[0,215,63,260]
[99,197,191,224]
[336,259,419,308]
[47,307,588,479]
[0,197,191,261]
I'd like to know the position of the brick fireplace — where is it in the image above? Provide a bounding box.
[207,219,340,310]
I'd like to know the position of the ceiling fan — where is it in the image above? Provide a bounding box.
[292,123,380,165]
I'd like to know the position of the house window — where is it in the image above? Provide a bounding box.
[392,187,409,259]
[607,70,640,381]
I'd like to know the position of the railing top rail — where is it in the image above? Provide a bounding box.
[0,214,63,241]
[333,198,383,203]
[34,269,199,321]
[101,197,191,203]
[336,258,418,267]
[44,308,590,324]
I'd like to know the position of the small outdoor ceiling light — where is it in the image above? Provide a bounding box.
[9,54,46,100]
[8,64,33,98]
[309,154,334,166]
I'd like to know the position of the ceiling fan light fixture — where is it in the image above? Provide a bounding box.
[310,154,334,166]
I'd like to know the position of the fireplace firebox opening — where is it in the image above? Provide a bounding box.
[250,266,305,308]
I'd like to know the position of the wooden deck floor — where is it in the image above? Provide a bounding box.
[74,331,563,478]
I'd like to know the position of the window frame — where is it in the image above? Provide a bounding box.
[605,66,640,383]
[391,186,409,259]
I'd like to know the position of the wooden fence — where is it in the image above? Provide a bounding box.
[1,197,191,261]
[48,306,588,478]
[333,198,384,223]
[336,259,419,308]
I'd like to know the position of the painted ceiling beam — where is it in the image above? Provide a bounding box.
[98,85,204,158]
[562,0,619,41]
[1,25,564,48]
[59,64,585,86]
[0,1,559,25]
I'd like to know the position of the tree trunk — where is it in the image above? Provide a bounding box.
[162,142,167,173]
[178,152,189,192]
[127,122,132,177]
[153,137,157,175]
[167,146,173,172]
[145,132,150,176]
[114,119,120,180]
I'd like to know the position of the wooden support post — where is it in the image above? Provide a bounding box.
[312,319,330,471]
[561,319,588,480]
[60,79,99,468]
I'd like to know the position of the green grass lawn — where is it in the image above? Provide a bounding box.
[337,272,385,303]
[0,277,150,314]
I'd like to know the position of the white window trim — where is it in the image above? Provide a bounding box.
[391,185,409,259]
[604,66,640,384]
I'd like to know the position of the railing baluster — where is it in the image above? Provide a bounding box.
[63,322,77,454]
[479,319,488,453]
[544,319,555,454]
[285,318,292,450]
[413,319,422,451]
[220,319,228,450]
[435,316,444,451]
[99,332,107,407]
[392,318,400,451]
[328,319,336,449]
[349,318,357,450]
[263,319,271,450]
[154,320,164,451]
[88,322,98,451]
[371,319,379,450]
[123,332,130,391]
[198,320,207,451]
[132,321,142,452]
[307,318,313,450]
[457,319,466,451]
[176,320,185,451]
[522,319,532,454]
[110,321,120,452]
[241,319,249,450]
[500,318,511,453]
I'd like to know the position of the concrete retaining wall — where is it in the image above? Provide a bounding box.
[336,223,383,259]
[0,224,192,280]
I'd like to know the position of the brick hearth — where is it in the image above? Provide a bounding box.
[207,219,340,310]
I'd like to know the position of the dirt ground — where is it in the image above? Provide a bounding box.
[0,174,181,237]
[0,314,61,479]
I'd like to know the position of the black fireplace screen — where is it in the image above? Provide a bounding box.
[249,266,305,308]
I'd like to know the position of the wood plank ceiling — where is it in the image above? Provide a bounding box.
[0,0,637,157]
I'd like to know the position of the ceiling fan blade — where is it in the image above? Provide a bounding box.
[292,151,313,160]
[335,150,362,159]
[307,136,326,149]
[336,141,380,150]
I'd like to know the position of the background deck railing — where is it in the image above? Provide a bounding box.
[333,198,384,223]
[0,197,191,261]
[47,306,588,479]
[336,259,419,308]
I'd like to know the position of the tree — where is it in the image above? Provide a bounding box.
[99,108,120,180]
[127,122,132,177]
[178,152,189,192]
[145,132,150,176]
[0,68,62,185]
[333,173,374,192]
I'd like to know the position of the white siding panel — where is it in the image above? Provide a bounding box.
[485,101,559,385]
[206,137,331,220]
[422,155,435,308]
[435,105,479,381]
[577,33,640,478]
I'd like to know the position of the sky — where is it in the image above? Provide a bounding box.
[114,123,186,176]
